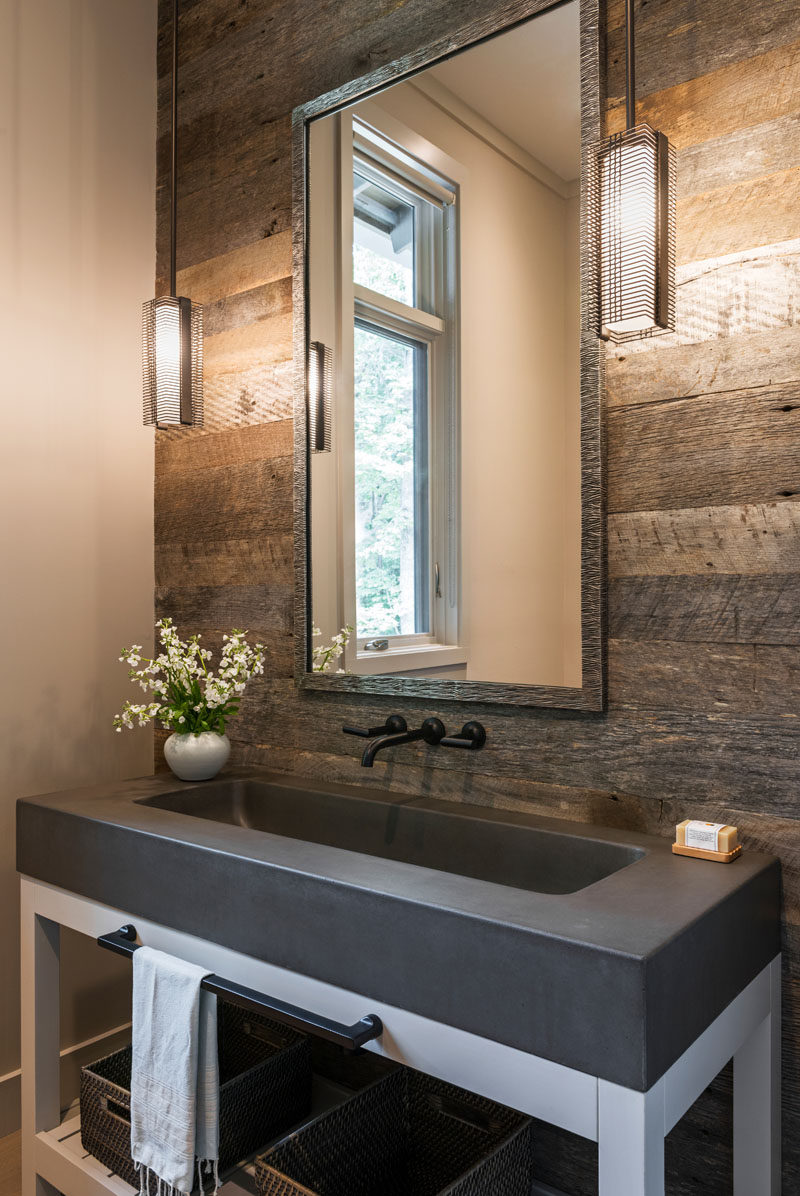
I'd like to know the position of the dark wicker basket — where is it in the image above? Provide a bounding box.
[80,1003,313,1187]
[254,1067,532,1196]
[310,1037,398,1092]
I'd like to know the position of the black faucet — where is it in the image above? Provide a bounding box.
[344,716,446,767]
[343,714,486,767]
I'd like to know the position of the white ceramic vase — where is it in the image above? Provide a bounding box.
[163,731,231,781]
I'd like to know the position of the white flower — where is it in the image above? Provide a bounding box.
[116,621,265,733]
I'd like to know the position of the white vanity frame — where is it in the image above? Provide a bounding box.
[21,876,781,1196]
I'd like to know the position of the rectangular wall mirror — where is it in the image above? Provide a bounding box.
[294,0,604,709]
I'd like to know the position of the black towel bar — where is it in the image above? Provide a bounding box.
[97,924,383,1052]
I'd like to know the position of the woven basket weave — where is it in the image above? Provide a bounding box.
[255,1067,532,1196]
[80,1003,312,1187]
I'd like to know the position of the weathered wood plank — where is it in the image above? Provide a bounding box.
[203,277,292,338]
[617,241,800,359]
[678,167,800,265]
[156,0,264,76]
[202,360,293,433]
[175,231,291,306]
[606,39,800,149]
[678,113,800,200]
[608,382,800,514]
[610,640,800,717]
[155,583,292,633]
[155,456,293,542]
[609,574,800,645]
[157,140,292,281]
[204,317,292,373]
[217,738,298,775]
[609,640,757,713]
[155,534,293,588]
[157,108,286,226]
[605,0,800,104]
[201,317,293,431]
[155,420,293,475]
[754,642,800,714]
[609,503,800,577]
[607,326,800,409]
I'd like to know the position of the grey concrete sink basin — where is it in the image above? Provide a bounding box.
[137,778,644,895]
[17,767,780,1091]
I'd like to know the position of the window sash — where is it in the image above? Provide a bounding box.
[353,319,431,640]
[353,151,444,319]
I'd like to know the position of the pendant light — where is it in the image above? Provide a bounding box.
[142,0,203,426]
[590,0,675,342]
[308,341,332,453]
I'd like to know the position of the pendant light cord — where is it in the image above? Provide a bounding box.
[625,0,635,129]
[169,0,178,296]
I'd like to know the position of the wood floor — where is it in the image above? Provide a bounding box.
[0,1133,20,1196]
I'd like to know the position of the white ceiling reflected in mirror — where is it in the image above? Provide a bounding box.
[298,0,604,706]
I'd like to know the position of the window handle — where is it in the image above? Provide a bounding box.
[435,562,442,598]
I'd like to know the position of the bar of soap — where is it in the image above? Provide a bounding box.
[676,820,739,852]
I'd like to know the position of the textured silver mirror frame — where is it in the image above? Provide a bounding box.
[292,0,605,711]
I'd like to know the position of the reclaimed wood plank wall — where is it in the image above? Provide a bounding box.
[153,0,800,1189]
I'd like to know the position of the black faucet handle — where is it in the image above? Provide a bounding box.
[440,721,487,751]
[343,714,408,739]
[420,717,446,745]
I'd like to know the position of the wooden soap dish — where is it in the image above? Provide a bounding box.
[672,843,742,864]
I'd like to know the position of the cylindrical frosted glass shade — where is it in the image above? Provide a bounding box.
[589,125,675,343]
[142,295,203,426]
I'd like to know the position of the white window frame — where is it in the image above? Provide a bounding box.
[336,114,464,674]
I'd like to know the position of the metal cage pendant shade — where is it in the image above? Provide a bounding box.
[142,296,203,426]
[308,341,332,453]
[142,0,203,427]
[590,2,675,342]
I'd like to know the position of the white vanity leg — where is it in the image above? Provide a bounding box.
[20,879,62,1196]
[598,1077,665,1196]
[733,954,781,1195]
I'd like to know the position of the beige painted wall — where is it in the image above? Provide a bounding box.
[0,0,156,1133]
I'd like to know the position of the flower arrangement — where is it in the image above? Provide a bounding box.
[311,624,353,673]
[114,618,264,735]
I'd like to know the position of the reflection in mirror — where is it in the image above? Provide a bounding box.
[308,0,582,688]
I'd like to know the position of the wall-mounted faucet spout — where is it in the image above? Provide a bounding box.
[359,717,445,767]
